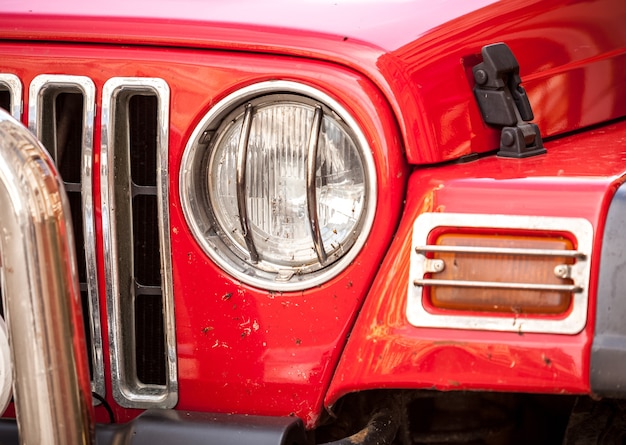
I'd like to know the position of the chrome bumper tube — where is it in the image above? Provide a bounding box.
[0,109,94,444]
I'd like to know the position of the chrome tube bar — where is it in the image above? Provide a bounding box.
[236,103,259,263]
[0,110,94,444]
[413,278,581,293]
[306,105,327,264]
[415,245,586,259]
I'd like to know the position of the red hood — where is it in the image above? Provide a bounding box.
[1,0,625,164]
[0,0,496,51]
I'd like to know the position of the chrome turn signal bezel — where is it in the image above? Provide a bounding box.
[407,213,593,334]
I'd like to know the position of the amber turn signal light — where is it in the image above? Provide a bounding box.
[420,233,578,315]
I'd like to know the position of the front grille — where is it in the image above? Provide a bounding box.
[0,74,178,409]
[101,77,177,408]
[27,75,104,400]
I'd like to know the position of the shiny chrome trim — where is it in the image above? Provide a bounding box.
[407,213,593,335]
[180,80,378,291]
[27,75,105,399]
[306,105,327,264]
[101,77,177,409]
[236,103,259,263]
[413,279,582,293]
[415,245,586,258]
[0,74,22,120]
[0,109,94,444]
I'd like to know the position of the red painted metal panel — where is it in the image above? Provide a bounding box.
[0,0,498,52]
[1,0,625,430]
[326,118,626,408]
[386,0,626,163]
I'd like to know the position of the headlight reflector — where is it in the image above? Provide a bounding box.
[181,82,376,290]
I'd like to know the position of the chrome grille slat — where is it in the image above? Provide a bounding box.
[27,74,105,400]
[101,77,177,409]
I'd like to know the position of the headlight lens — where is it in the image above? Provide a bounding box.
[181,81,376,290]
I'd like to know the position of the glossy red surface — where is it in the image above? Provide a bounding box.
[0,0,496,48]
[2,1,625,165]
[0,43,407,426]
[388,0,626,162]
[1,0,625,431]
[326,118,626,407]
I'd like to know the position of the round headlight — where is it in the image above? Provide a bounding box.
[180,81,376,291]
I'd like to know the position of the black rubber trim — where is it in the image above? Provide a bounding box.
[591,182,626,397]
[0,410,310,445]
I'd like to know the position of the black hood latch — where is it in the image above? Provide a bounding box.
[473,42,546,158]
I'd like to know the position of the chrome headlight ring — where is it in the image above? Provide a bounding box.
[180,81,377,291]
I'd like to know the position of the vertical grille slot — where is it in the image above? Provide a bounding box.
[135,294,165,385]
[133,194,162,287]
[0,90,10,114]
[0,74,22,120]
[101,77,177,409]
[27,75,104,399]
